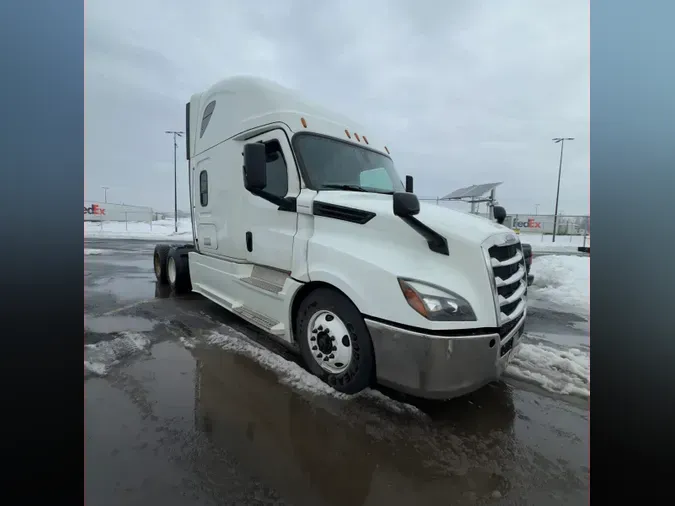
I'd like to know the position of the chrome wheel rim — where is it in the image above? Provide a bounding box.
[307,310,352,374]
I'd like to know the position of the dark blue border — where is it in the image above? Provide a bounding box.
[0,1,83,501]
[592,0,675,497]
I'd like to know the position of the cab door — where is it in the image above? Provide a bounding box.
[241,129,300,273]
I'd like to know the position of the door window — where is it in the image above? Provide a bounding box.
[264,140,289,198]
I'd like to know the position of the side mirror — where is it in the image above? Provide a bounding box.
[393,191,420,217]
[405,175,414,193]
[243,143,267,191]
[493,206,507,225]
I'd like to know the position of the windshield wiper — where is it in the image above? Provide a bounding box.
[320,184,369,192]
[320,184,393,194]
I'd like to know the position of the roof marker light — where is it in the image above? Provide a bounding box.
[300,117,308,128]
[354,133,361,142]
[345,129,351,139]
[363,136,369,145]
[384,146,390,154]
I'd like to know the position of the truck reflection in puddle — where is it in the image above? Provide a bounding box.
[191,346,517,506]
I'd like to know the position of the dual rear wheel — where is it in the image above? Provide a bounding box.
[153,244,192,293]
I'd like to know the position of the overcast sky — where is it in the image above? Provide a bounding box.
[85,0,589,216]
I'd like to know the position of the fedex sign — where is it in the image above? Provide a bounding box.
[513,217,541,229]
[84,204,106,216]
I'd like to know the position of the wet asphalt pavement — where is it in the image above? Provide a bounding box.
[85,239,589,506]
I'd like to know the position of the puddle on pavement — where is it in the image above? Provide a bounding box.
[102,340,588,506]
[90,276,156,300]
[85,315,157,334]
[101,257,152,269]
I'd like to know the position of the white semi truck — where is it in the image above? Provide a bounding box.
[153,76,527,400]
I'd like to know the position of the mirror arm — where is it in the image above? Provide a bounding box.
[251,189,297,212]
[251,188,276,202]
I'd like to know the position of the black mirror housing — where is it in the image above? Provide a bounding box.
[493,205,507,225]
[393,191,420,217]
[243,143,267,191]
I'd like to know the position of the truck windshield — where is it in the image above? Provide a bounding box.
[293,134,404,194]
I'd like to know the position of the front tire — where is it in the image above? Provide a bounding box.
[296,288,375,395]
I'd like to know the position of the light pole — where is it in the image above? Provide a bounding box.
[165,130,184,233]
[535,204,540,216]
[102,186,109,203]
[552,137,574,242]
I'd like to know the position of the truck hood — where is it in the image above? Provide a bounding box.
[314,191,513,246]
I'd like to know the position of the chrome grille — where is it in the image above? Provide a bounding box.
[482,233,528,325]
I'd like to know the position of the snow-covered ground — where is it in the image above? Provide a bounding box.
[518,232,590,254]
[503,254,590,398]
[506,343,589,398]
[85,331,152,377]
[529,255,590,312]
[85,218,193,241]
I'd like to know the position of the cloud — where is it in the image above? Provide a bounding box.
[85,0,589,215]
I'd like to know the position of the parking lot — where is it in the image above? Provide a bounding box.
[85,239,589,506]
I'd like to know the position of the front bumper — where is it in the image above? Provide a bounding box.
[366,311,526,400]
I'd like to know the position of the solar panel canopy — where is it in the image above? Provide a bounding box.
[441,182,502,200]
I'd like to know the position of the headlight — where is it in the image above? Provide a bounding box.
[398,279,476,321]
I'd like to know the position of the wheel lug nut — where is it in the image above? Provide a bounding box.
[323,357,329,361]
[317,353,323,358]
[310,336,316,341]
[329,354,335,359]
[312,346,317,350]
[317,325,323,331]
[332,346,337,351]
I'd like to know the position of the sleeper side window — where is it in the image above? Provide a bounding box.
[264,140,289,198]
[199,170,208,206]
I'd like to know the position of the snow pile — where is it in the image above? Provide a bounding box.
[206,330,348,396]
[84,331,152,377]
[84,218,193,241]
[179,336,197,349]
[529,255,589,311]
[204,329,424,418]
[519,233,590,254]
[507,343,590,398]
[84,248,110,255]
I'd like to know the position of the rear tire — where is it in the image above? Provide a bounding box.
[296,288,375,395]
[153,244,171,284]
[167,248,192,294]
